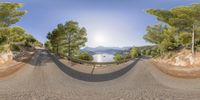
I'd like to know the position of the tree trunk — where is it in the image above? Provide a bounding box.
[192,25,195,58]
[68,33,71,57]
[68,43,71,57]
[57,44,59,55]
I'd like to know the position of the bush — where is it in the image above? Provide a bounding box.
[196,47,200,52]
[114,54,124,61]
[11,44,20,51]
[77,52,93,61]
[150,50,157,57]
[124,54,131,59]
[145,49,151,55]
[130,47,140,58]
[0,45,5,53]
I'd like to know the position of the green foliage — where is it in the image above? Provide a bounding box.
[0,2,40,53]
[11,44,20,51]
[178,32,191,47]
[145,49,151,55]
[143,24,167,44]
[130,47,140,58]
[0,45,5,52]
[140,46,161,57]
[114,47,141,61]
[24,34,41,47]
[144,24,179,53]
[0,35,7,45]
[145,3,200,56]
[150,49,158,57]
[0,26,25,52]
[0,27,41,52]
[114,54,124,61]
[0,27,25,44]
[45,41,52,50]
[0,2,26,27]
[124,54,131,59]
[76,52,93,61]
[137,45,154,55]
[147,4,200,31]
[47,20,87,56]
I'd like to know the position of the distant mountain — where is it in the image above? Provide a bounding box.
[85,50,96,55]
[81,46,132,55]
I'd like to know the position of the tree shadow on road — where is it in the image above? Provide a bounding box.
[50,54,140,82]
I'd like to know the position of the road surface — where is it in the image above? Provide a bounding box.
[0,49,200,100]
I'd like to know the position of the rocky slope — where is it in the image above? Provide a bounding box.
[0,51,13,64]
[154,49,200,67]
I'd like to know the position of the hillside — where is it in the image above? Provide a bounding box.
[154,49,200,67]
[81,46,131,55]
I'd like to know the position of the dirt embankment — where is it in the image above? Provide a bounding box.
[155,49,200,67]
[152,61,200,78]
[0,51,13,64]
[0,50,35,78]
[153,49,200,78]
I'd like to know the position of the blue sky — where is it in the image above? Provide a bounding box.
[1,0,200,47]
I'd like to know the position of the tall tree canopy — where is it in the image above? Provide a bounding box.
[0,3,26,27]
[145,3,200,56]
[0,2,40,52]
[46,20,87,57]
[144,24,179,53]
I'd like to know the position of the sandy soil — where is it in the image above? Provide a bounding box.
[152,61,200,78]
[0,51,35,78]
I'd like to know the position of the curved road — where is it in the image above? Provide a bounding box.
[0,50,200,100]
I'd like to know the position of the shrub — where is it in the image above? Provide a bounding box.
[124,54,131,59]
[114,54,124,61]
[145,49,151,55]
[77,52,93,61]
[130,47,140,58]
[11,44,20,51]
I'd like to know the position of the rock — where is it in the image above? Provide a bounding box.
[155,49,200,67]
[0,58,5,64]
[175,56,187,66]
[0,51,13,64]
[185,53,194,65]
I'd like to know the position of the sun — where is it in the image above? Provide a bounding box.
[94,34,104,44]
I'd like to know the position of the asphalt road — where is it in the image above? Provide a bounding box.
[0,50,200,100]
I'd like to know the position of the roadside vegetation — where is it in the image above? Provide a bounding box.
[114,3,200,63]
[75,52,93,61]
[143,3,200,66]
[114,47,140,61]
[45,20,93,61]
[143,4,200,56]
[0,2,41,64]
[44,3,200,64]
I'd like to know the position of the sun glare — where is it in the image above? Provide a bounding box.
[94,34,105,44]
